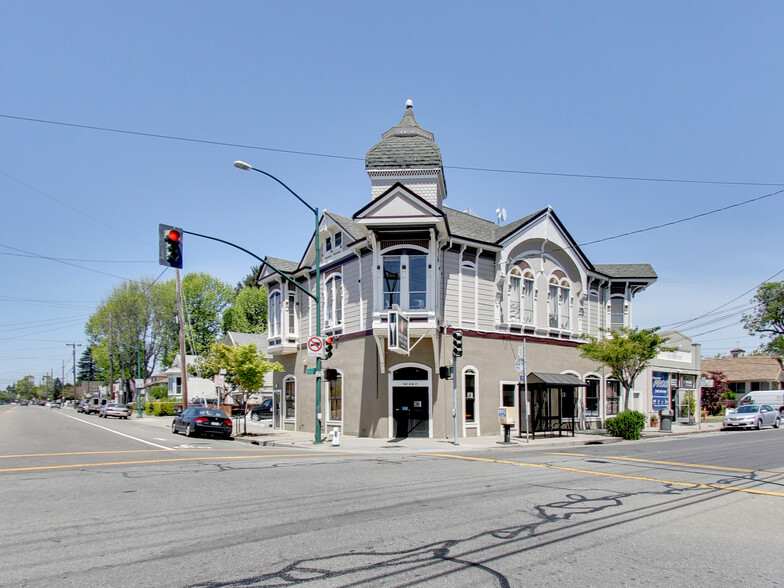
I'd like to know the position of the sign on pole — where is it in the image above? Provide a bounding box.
[514,358,525,374]
[388,310,409,354]
[307,336,324,357]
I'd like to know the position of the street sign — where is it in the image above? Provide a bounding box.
[307,336,324,357]
[514,358,525,374]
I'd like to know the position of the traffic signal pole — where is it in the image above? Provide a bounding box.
[175,268,188,407]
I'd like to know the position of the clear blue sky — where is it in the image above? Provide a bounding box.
[2,1,783,388]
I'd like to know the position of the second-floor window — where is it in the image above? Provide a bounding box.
[548,277,570,330]
[287,292,296,336]
[382,249,428,311]
[269,290,282,337]
[324,275,343,327]
[508,268,535,325]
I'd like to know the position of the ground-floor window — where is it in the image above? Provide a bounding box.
[284,377,296,419]
[328,374,342,422]
[606,378,620,416]
[464,369,476,423]
[585,376,600,417]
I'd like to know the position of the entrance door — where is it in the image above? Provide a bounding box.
[392,386,429,438]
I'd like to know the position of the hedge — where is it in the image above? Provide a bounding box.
[605,410,646,440]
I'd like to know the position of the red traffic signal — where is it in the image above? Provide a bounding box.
[324,337,334,359]
[159,223,184,269]
[167,229,181,242]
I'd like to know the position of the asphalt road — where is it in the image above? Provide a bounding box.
[1,404,783,587]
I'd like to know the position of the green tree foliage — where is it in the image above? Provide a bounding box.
[580,327,674,411]
[180,272,235,360]
[222,286,268,334]
[236,265,262,292]
[14,376,38,400]
[77,347,102,382]
[85,278,174,400]
[743,281,784,355]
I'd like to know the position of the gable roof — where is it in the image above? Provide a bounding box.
[225,331,268,351]
[325,211,365,243]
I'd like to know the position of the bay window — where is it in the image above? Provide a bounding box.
[382,248,428,311]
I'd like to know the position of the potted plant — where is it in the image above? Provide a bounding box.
[649,413,659,428]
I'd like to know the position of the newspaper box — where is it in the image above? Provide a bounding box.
[498,406,515,425]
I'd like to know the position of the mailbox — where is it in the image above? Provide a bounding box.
[498,406,516,425]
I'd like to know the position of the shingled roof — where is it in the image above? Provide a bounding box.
[366,100,443,170]
[594,264,658,279]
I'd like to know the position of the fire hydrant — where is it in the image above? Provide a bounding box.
[331,427,341,446]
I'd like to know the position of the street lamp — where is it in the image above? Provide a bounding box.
[234,160,323,444]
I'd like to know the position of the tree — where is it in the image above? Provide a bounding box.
[77,347,102,383]
[743,282,784,355]
[222,286,268,334]
[580,327,674,412]
[180,272,235,359]
[236,265,262,292]
[85,278,174,403]
[191,342,282,434]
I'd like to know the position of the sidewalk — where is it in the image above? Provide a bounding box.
[129,412,725,453]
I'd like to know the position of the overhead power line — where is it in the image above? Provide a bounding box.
[2,112,784,187]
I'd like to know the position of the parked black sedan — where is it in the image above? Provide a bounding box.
[172,407,233,439]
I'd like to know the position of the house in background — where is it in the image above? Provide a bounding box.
[164,354,217,402]
[258,101,658,440]
[701,352,784,399]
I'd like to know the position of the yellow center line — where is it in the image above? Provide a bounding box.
[0,447,269,459]
[0,452,355,473]
[423,453,784,498]
[549,452,784,477]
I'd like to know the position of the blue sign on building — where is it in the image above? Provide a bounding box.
[652,371,670,410]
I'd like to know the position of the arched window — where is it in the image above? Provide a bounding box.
[548,276,570,330]
[381,247,428,311]
[508,266,536,325]
[585,375,600,417]
[324,274,343,328]
[463,368,477,423]
[283,376,296,420]
[606,378,620,416]
[269,290,282,337]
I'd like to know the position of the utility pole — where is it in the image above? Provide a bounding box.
[108,313,113,401]
[175,268,189,406]
[67,343,81,397]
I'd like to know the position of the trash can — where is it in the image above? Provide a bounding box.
[659,409,674,432]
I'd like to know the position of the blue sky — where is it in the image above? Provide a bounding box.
[2,1,783,388]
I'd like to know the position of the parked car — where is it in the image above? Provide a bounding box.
[84,397,108,415]
[99,403,131,419]
[738,391,784,416]
[723,404,781,430]
[46,402,61,409]
[249,398,273,422]
[76,399,89,413]
[172,407,233,439]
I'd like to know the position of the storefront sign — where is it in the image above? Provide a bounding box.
[652,371,670,410]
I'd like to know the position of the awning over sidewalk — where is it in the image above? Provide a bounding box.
[526,373,587,387]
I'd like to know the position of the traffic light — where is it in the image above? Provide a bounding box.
[324,336,334,360]
[158,223,183,269]
[324,368,338,381]
[439,365,453,380]
[452,330,463,357]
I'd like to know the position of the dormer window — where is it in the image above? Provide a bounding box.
[325,237,332,253]
[334,231,342,249]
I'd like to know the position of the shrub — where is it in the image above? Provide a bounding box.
[149,386,169,400]
[145,401,178,416]
[605,410,646,440]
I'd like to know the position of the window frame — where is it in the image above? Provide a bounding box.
[380,246,430,312]
[283,376,296,421]
[269,289,282,338]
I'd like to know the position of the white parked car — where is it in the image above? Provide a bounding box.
[99,403,131,419]
[723,404,780,430]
